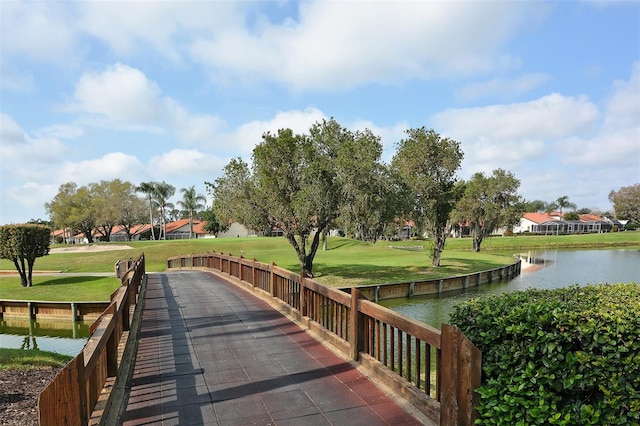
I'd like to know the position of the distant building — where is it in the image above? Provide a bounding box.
[514,212,614,234]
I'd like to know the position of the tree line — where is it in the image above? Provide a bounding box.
[207,119,524,277]
[44,179,213,242]
[37,118,639,279]
[208,119,639,277]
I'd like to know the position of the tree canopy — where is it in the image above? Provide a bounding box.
[452,169,524,252]
[391,127,463,266]
[209,119,371,277]
[609,183,640,224]
[46,180,148,242]
[0,224,51,287]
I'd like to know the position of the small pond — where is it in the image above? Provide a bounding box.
[0,318,91,356]
[380,248,640,328]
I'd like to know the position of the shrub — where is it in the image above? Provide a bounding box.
[450,283,640,426]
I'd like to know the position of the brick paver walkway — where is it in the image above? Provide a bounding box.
[120,271,426,425]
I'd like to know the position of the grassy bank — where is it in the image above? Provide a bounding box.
[0,347,72,370]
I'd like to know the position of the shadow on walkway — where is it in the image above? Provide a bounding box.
[120,271,425,425]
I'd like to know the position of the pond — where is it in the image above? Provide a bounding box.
[0,317,90,356]
[379,248,640,328]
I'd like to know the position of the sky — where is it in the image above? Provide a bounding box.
[1,1,639,225]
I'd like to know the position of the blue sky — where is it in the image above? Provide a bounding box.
[1,1,639,224]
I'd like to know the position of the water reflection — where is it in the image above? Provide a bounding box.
[0,317,90,356]
[380,249,639,328]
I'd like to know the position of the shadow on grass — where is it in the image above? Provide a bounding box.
[33,276,109,287]
[314,256,512,286]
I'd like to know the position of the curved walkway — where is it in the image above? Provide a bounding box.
[120,271,426,425]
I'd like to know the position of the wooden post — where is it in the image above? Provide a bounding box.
[300,273,306,316]
[350,288,364,361]
[270,261,275,296]
[439,324,482,426]
[252,258,257,288]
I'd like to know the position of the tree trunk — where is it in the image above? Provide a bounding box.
[322,229,327,251]
[27,258,35,288]
[431,233,446,267]
[13,258,28,287]
[148,196,156,240]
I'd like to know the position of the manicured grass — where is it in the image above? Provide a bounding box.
[407,231,640,252]
[0,275,121,301]
[0,233,637,298]
[0,347,72,370]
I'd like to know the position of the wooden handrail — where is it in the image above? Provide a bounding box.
[38,253,146,426]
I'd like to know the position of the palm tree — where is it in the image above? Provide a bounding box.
[153,181,175,240]
[136,182,158,240]
[177,186,207,239]
[553,195,577,216]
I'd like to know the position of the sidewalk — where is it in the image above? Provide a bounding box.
[119,271,426,425]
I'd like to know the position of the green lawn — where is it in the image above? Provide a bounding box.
[0,347,72,370]
[0,232,637,300]
[0,275,120,301]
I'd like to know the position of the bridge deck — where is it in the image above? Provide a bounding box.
[120,271,425,425]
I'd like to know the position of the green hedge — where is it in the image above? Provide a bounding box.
[450,283,640,426]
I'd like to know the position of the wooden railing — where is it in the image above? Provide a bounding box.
[37,253,146,426]
[167,252,481,425]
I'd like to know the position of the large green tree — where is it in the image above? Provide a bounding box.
[0,224,51,287]
[92,179,141,241]
[177,186,207,239]
[452,169,524,252]
[207,158,271,235]
[336,129,404,243]
[117,185,147,241]
[609,183,640,224]
[391,127,463,267]
[45,182,97,243]
[210,119,354,277]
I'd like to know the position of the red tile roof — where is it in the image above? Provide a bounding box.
[522,212,555,224]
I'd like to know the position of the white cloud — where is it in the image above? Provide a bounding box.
[76,2,241,64]
[55,152,146,185]
[64,63,224,145]
[230,107,326,154]
[3,1,547,92]
[189,1,547,91]
[430,93,601,174]
[66,63,164,127]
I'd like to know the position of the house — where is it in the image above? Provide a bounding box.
[51,228,95,244]
[514,212,612,234]
[109,224,151,242]
[163,219,216,239]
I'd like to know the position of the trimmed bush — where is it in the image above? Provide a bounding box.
[450,283,640,426]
